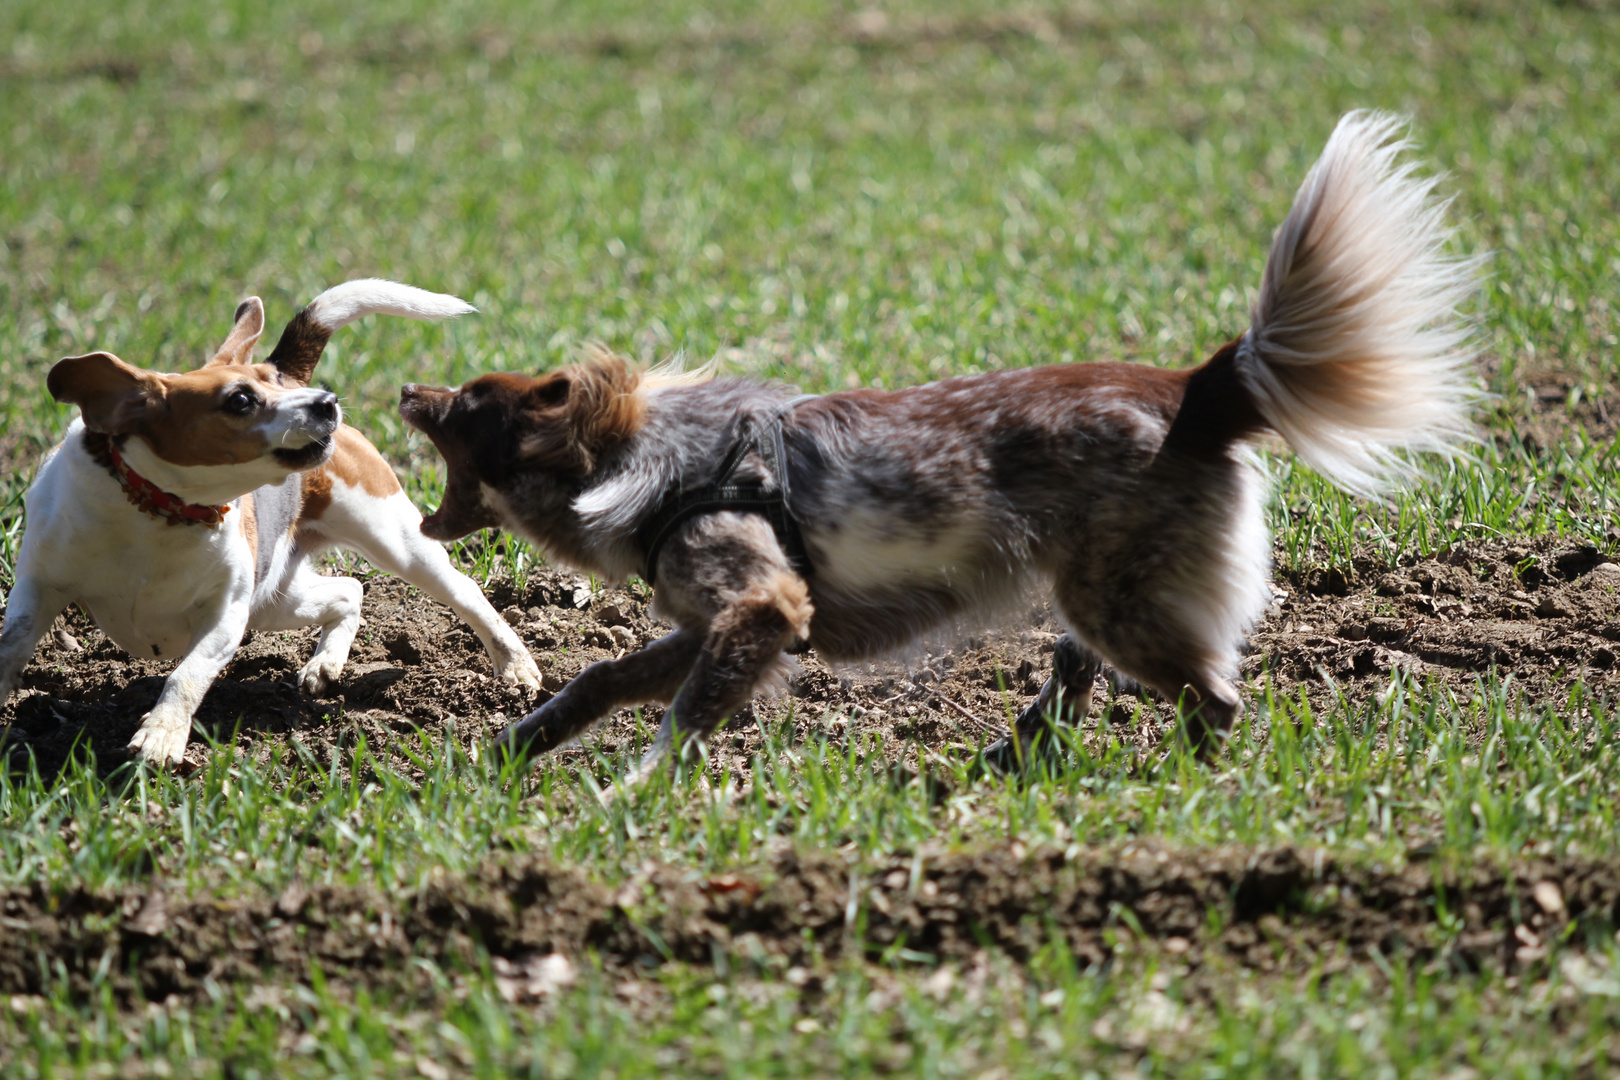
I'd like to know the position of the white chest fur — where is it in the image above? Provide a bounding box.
[17,425,250,659]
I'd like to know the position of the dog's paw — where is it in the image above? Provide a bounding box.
[491,702,570,764]
[496,653,542,690]
[492,718,526,756]
[127,715,190,767]
[297,657,344,696]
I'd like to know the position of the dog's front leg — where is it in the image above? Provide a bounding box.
[495,629,702,763]
[627,577,811,785]
[0,579,72,703]
[127,600,251,767]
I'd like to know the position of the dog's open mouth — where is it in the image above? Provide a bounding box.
[419,507,463,542]
[273,435,334,470]
[419,467,504,542]
[420,490,500,541]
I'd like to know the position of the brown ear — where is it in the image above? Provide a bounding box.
[47,352,161,435]
[517,357,645,471]
[207,296,266,367]
[527,373,572,409]
[516,373,582,465]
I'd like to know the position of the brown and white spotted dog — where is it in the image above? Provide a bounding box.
[401,112,1481,783]
[0,280,540,766]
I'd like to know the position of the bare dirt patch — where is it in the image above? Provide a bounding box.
[1253,536,1620,708]
[1481,354,1620,453]
[4,535,1618,1016]
[3,536,1619,779]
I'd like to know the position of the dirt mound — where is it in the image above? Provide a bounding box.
[4,842,1615,1006]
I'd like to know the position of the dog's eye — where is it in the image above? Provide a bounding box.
[223,389,258,415]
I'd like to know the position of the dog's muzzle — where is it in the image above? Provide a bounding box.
[272,390,341,469]
[399,384,452,432]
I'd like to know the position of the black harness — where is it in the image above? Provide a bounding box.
[636,397,818,587]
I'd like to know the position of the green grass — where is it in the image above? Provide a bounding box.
[3,672,1619,901]
[3,0,1619,1075]
[10,952,1620,1078]
[3,0,1618,574]
[6,672,1620,897]
[3,675,1620,1076]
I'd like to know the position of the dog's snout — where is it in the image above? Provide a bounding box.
[310,391,340,424]
[399,383,450,429]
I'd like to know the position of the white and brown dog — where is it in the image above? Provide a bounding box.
[400,113,1480,781]
[0,280,540,766]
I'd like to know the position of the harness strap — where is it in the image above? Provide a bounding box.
[636,396,818,587]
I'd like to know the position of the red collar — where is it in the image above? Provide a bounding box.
[82,431,232,528]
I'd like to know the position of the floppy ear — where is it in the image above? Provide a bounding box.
[516,373,582,465]
[48,352,161,435]
[528,373,572,409]
[207,296,266,367]
[516,359,646,471]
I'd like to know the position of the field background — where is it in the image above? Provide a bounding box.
[2,1,1619,1076]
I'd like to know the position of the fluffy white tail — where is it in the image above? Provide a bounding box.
[267,279,475,385]
[305,278,476,331]
[1235,111,1483,496]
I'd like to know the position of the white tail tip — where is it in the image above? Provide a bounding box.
[305,278,476,332]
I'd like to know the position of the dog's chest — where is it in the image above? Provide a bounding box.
[26,459,250,660]
[69,523,244,660]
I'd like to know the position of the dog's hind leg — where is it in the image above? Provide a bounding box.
[981,633,1101,771]
[250,562,364,696]
[1057,579,1251,758]
[1163,679,1241,757]
[1056,574,1252,760]
[1059,452,1268,758]
[495,629,702,763]
[1062,616,1243,759]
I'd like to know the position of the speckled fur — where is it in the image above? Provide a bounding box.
[401,111,1479,777]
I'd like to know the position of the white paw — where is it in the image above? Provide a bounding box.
[127,714,190,767]
[496,652,542,690]
[298,657,344,696]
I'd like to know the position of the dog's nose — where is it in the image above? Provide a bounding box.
[399,384,449,428]
[310,391,339,424]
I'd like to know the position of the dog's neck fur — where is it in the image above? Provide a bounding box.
[112,430,295,506]
[511,379,790,581]
[83,431,232,527]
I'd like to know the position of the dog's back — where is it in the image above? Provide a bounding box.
[777,363,1184,656]
[800,115,1476,680]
